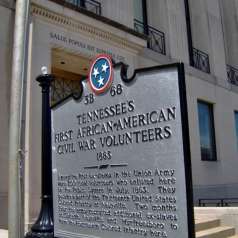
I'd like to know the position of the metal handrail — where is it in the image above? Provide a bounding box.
[134,19,166,55]
[227,64,238,86]
[198,198,238,207]
[193,47,210,73]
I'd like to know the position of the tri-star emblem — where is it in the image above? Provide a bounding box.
[88,54,113,94]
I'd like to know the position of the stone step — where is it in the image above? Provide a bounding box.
[196,226,235,238]
[227,236,238,238]
[195,218,220,232]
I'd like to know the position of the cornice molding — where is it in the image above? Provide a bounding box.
[31,3,146,53]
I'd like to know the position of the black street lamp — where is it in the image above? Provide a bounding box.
[25,71,54,238]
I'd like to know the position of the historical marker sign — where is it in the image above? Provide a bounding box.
[51,59,195,238]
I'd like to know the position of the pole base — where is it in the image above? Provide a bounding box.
[25,230,53,238]
[25,196,53,238]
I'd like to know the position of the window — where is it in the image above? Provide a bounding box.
[133,0,148,35]
[235,111,238,149]
[133,1,166,55]
[65,0,85,7]
[63,0,101,15]
[197,101,217,161]
[133,0,144,23]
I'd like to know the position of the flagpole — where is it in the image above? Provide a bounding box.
[8,0,30,238]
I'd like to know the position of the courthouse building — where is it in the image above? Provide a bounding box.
[0,0,238,229]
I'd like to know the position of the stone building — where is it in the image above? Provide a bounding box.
[0,0,238,229]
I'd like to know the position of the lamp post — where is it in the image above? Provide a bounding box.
[25,69,54,238]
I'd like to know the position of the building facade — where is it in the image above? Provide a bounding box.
[0,0,238,229]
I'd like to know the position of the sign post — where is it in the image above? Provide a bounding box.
[51,58,195,238]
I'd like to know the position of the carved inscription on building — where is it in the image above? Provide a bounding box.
[52,65,190,238]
